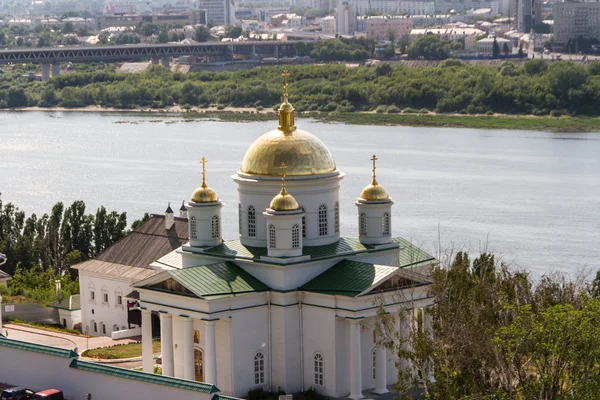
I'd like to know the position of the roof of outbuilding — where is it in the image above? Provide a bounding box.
[69,359,220,393]
[138,262,270,299]
[0,268,11,282]
[48,294,81,310]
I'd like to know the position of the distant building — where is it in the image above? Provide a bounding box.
[553,1,600,48]
[411,27,484,51]
[399,0,435,15]
[366,15,414,41]
[321,15,336,33]
[477,36,511,54]
[336,2,356,35]
[197,0,235,26]
[100,10,207,28]
[352,0,434,15]
[517,0,534,33]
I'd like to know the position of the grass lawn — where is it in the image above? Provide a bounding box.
[82,340,161,359]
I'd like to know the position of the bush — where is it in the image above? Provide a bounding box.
[216,104,226,110]
[386,105,401,113]
[402,107,419,113]
[375,105,386,113]
[256,105,264,111]
[439,59,464,68]
[303,388,318,400]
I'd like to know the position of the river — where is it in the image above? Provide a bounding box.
[1,111,599,276]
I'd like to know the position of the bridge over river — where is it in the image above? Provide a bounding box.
[0,41,299,80]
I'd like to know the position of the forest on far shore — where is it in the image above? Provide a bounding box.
[1,58,600,117]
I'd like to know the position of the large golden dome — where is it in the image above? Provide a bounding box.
[240,129,336,176]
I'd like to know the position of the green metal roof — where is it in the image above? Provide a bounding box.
[69,359,220,393]
[48,294,81,311]
[150,262,270,299]
[200,237,396,263]
[0,336,78,358]
[299,260,398,297]
[394,237,436,268]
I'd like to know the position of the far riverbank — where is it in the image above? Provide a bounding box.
[5,105,600,132]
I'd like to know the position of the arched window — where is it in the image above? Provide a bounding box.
[101,285,109,305]
[360,213,367,236]
[372,348,377,380]
[268,225,276,248]
[314,353,324,386]
[212,215,220,239]
[101,322,106,335]
[382,212,390,235]
[88,282,95,302]
[318,205,328,236]
[292,224,300,248]
[91,320,97,333]
[254,352,265,384]
[190,216,197,239]
[238,203,242,235]
[248,206,256,237]
[334,202,340,233]
[113,324,119,332]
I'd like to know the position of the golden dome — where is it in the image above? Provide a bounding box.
[241,129,336,176]
[269,162,300,211]
[191,157,219,203]
[360,154,390,201]
[240,69,336,177]
[360,182,390,201]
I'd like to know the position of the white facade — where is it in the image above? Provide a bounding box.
[133,87,437,398]
[322,15,336,33]
[336,2,356,35]
[554,1,600,47]
[477,36,511,54]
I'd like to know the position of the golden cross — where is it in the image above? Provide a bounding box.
[282,69,290,102]
[280,162,288,193]
[371,154,378,181]
[201,157,207,187]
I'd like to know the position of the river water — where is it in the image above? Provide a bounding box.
[1,111,599,276]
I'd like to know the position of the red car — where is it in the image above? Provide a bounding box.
[30,390,63,400]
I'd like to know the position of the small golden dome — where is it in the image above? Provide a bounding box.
[360,154,390,201]
[270,191,300,211]
[360,182,390,201]
[191,157,219,203]
[269,162,300,211]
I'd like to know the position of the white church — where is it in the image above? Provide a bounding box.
[77,73,437,399]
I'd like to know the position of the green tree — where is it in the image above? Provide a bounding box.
[492,37,500,58]
[158,29,169,43]
[7,87,27,107]
[386,27,396,43]
[524,58,548,75]
[62,21,74,34]
[518,43,524,57]
[37,33,52,47]
[407,34,452,60]
[502,41,510,55]
[397,35,411,53]
[195,25,210,42]
[224,25,242,39]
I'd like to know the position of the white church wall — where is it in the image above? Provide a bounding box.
[79,271,130,336]
[216,319,233,394]
[270,297,302,393]
[231,305,270,396]
[0,346,215,400]
[334,317,350,397]
[361,320,376,390]
[236,259,338,291]
[57,308,81,330]
[350,248,400,267]
[301,304,337,397]
[173,315,184,379]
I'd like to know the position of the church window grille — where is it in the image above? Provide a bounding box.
[190,216,197,239]
[254,352,265,384]
[335,202,340,233]
[238,203,242,235]
[372,348,377,380]
[360,213,368,236]
[314,353,324,386]
[383,212,390,235]
[292,224,300,248]
[318,205,328,236]
[212,215,220,239]
[269,225,276,248]
[248,206,256,237]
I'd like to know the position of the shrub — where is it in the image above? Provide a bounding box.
[387,105,401,113]
[216,104,226,110]
[402,107,419,114]
[256,105,264,111]
[376,105,386,113]
[303,388,318,400]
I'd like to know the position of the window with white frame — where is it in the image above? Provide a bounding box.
[212,215,220,239]
[318,205,327,236]
[92,320,97,333]
[248,206,256,237]
[101,286,109,305]
[254,352,265,384]
[360,213,367,236]
[382,212,390,235]
[88,283,95,302]
[334,202,340,233]
[268,225,276,248]
[314,353,324,386]
[190,216,197,239]
[115,287,123,307]
[292,224,300,248]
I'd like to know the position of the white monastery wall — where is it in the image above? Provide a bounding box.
[0,347,215,400]
[79,272,130,336]
[57,309,81,330]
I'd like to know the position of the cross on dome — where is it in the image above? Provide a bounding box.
[280,162,288,195]
[190,156,219,203]
[370,154,378,185]
[282,69,290,103]
[201,157,208,188]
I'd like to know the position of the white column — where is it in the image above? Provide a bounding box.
[204,320,217,384]
[142,310,153,373]
[183,317,195,381]
[160,313,174,377]
[349,319,363,400]
[373,346,388,394]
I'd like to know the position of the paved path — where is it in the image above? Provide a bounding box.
[3,323,137,352]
